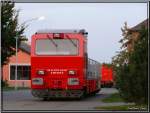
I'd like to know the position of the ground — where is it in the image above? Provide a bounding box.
[2,88,133,111]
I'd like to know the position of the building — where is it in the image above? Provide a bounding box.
[2,41,31,87]
[126,19,148,51]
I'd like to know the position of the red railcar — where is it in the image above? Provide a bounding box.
[31,29,101,99]
[101,65,114,87]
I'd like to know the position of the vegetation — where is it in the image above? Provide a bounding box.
[102,93,123,103]
[1,80,9,87]
[1,1,27,66]
[1,79,30,91]
[112,22,148,104]
[2,87,30,91]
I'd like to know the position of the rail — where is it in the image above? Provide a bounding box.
[88,58,100,65]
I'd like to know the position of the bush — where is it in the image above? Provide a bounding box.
[1,80,9,87]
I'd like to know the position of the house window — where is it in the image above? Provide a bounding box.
[10,65,31,80]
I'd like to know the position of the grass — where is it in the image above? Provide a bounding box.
[97,92,148,111]
[94,104,148,111]
[102,93,124,103]
[2,87,30,91]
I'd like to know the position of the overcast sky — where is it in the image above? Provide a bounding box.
[15,3,147,63]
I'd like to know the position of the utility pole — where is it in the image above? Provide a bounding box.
[15,36,18,90]
[14,16,45,90]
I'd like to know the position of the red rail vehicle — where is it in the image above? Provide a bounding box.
[31,29,101,99]
[101,64,114,87]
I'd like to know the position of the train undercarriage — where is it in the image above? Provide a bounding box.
[31,88,100,100]
[32,89,84,99]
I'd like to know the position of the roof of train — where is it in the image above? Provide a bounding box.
[36,29,87,34]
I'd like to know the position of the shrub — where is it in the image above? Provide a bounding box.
[1,80,9,87]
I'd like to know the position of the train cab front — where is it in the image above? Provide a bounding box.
[31,30,87,99]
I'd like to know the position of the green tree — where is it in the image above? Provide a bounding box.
[127,27,148,104]
[1,1,27,66]
[112,23,148,104]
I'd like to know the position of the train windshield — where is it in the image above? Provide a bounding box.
[35,39,79,55]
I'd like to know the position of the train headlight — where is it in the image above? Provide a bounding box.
[37,70,45,75]
[68,78,79,85]
[32,78,43,85]
[68,70,76,75]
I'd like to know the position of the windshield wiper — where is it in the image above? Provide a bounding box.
[47,34,58,47]
[65,35,77,47]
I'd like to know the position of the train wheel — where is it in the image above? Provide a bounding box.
[109,84,112,88]
[92,92,96,96]
[81,91,86,99]
[43,97,49,101]
[83,87,88,97]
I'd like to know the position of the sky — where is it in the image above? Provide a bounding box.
[15,3,147,63]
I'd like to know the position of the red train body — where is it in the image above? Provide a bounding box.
[31,29,101,99]
[101,65,114,87]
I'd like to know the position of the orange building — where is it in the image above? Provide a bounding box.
[2,41,31,87]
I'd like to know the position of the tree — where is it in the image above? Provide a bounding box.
[1,1,27,66]
[112,22,148,104]
[127,27,148,104]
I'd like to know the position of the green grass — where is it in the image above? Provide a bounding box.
[94,104,148,111]
[96,92,148,111]
[2,87,30,91]
[102,93,124,103]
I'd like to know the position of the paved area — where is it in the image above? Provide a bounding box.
[2,88,130,111]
